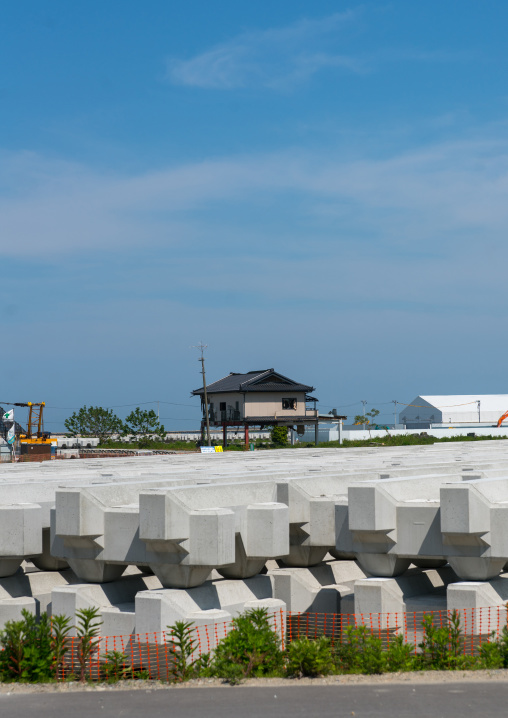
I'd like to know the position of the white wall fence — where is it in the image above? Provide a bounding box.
[299,424,508,443]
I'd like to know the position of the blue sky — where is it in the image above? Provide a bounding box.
[2,1,508,430]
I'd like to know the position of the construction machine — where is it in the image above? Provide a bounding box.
[497,410,508,428]
[19,402,54,443]
[9,402,57,456]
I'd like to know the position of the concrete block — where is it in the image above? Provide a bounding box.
[135,589,231,647]
[101,604,136,639]
[0,504,43,577]
[134,574,285,651]
[352,570,449,622]
[7,440,508,620]
[140,484,289,585]
[269,564,350,614]
[441,479,508,580]
[0,597,37,624]
[51,571,162,635]
[447,577,508,634]
[347,476,469,577]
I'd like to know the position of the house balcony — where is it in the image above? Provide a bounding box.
[207,409,242,424]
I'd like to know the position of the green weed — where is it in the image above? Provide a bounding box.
[285,636,335,678]
[166,620,201,682]
[210,608,284,684]
[75,607,102,682]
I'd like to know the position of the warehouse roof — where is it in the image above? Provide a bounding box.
[410,395,508,412]
[192,369,315,396]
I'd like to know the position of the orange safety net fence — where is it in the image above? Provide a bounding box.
[50,606,507,681]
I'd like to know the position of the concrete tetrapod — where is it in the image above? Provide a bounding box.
[139,482,289,586]
[51,478,239,583]
[447,576,508,633]
[440,477,508,580]
[135,573,286,651]
[49,465,495,584]
[347,474,475,577]
[52,481,289,587]
[0,504,43,577]
[352,565,458,627]
[276,470,492,570]
[7,443,508,591]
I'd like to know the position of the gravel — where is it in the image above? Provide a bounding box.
[1,670,508,694]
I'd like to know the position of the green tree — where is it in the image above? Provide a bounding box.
[123,407,165,441]
[64,406,123,444]
[354,408,380,427]
[270,425,288,446]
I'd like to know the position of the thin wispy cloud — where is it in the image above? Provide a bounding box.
[3,138,508,254]
[2,133,508,316]
[167,12,362,90]
[166,11,469,91]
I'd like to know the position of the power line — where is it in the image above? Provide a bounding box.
[320,402,362,409]
[45,400,198,410]
[320,400,394,409]
[159,417,198,422]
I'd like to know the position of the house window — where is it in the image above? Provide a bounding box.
[282,398,297,410]
[220,402,226,411]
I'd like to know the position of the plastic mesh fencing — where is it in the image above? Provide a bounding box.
[53,605,508,681]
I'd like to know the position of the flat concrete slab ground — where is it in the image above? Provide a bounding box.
[2,678,508,718]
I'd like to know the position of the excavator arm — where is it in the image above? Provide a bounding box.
[497,410,508,428]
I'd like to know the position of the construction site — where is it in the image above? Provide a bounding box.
[0,439,508,678]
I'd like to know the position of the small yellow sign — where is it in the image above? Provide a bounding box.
[214,446,223,452]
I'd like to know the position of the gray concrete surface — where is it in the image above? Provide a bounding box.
[1,682,507,718]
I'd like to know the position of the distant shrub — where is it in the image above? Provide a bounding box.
[211,608,283,683]
[418,611,473,670]
[0,610,71,683]
[385,634,418,672]
[335,626,386,674]
[270,426,288,446]
[285,636,334,678]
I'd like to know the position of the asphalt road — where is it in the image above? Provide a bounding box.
[1,683,507,718]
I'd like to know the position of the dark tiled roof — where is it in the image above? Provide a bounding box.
[192,369,315,396]
[224,382,315,393]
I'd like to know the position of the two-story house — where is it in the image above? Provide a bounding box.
[192,368,332,446]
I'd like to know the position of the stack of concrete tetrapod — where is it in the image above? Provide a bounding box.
[2,443,508,639]
[441,477,508,633]
[48,456,506,636]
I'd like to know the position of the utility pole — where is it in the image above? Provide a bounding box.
[392,400,398,428]
[194,342,211,446]
[361,399,367,429]
[477,400,481,423]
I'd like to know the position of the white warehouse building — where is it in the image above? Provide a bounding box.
[400,395,508,429]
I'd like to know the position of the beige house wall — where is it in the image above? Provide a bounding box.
[206,390,313,421]
[244,391,307,418]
